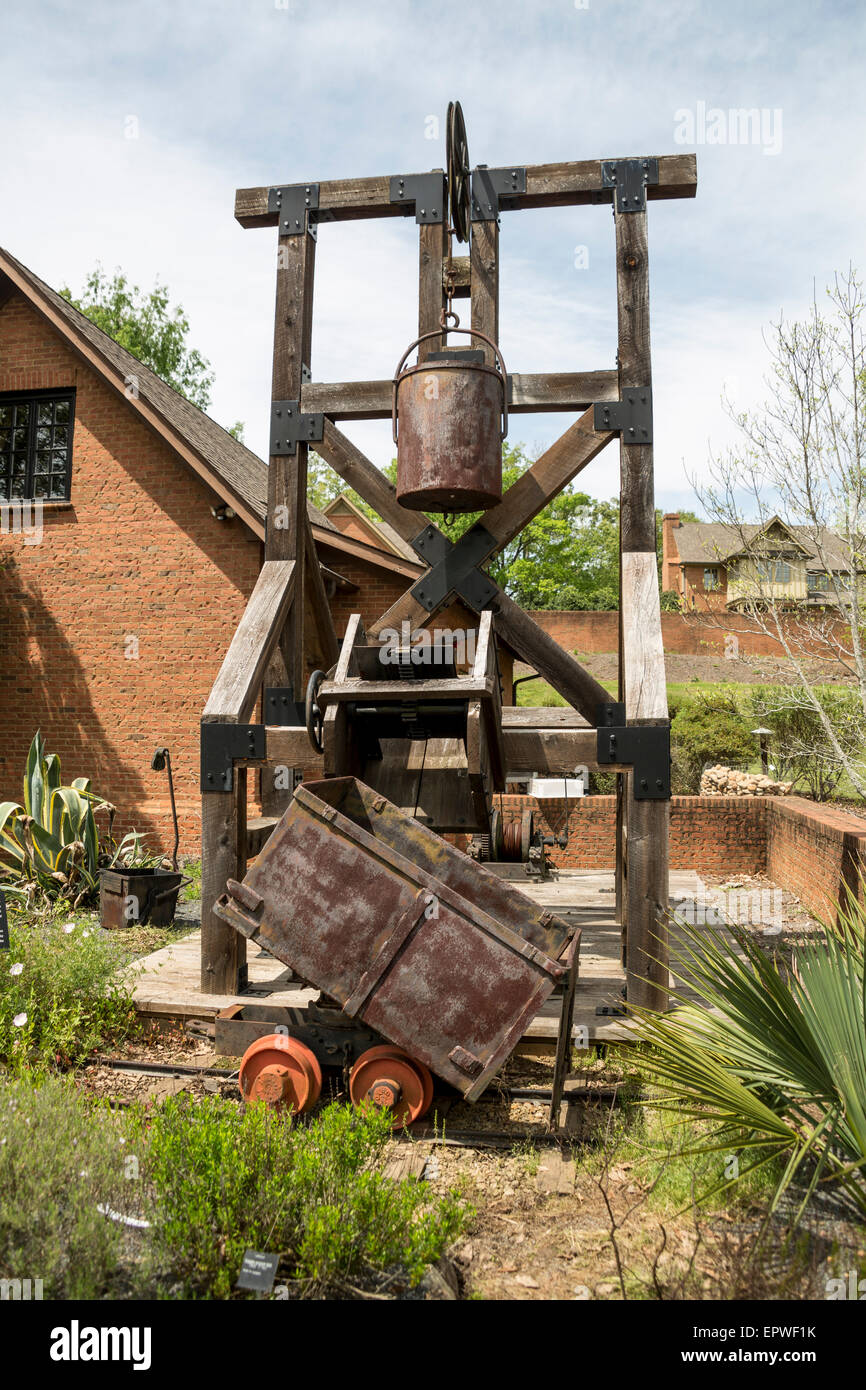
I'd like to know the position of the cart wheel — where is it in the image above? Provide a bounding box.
[349,1045,433,1127]
[238,1033,323,1114]
[305,669,327,754]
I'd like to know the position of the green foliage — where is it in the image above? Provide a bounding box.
[226,421,245,441]
[137,1096,468,1298]
[635,899,866,1225]
[669,695,756,793]
[0,907,136,1066]
[660,590,682,612]
[747,685,866,801]
[0,1076,132,1298]
[0,732,111,905]
[60,267,214,409]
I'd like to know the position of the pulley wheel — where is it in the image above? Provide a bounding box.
[349,1045,433,1127]
[238,1033,322,1115]
[305,669,326,754]
[446,100,471,244]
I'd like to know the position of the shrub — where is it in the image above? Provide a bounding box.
[0,732,113,906]
[0,1075,133,1298]
[670,694,755,793]
[635,894,866,1226]
[0,907,136,1066]
[136,1095,469,1298]
[747,685,866,801]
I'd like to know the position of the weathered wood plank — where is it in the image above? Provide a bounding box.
[200,780,247,994]
[202,560,296,724]
[470,218,499,367]
[234,155,697,227]
[418,220,449,361]
[492,595,611,723]
[615,204,669,1011]
[300,370,619,420]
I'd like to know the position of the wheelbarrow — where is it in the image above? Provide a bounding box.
[214,776,580,1107]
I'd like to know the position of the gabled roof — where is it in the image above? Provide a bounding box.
[323,492,420,563]
[0,247,336,540]
[672,517,855,573]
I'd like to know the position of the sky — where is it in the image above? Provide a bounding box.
[1,0,864,513]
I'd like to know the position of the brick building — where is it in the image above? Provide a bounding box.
[0,249,511,852]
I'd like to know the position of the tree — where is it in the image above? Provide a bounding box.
[60,267,215,410]
[310,443,623,609]
[694,267,866,797]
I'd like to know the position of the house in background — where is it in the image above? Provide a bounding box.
[0,248,513,852]
[662,513,862,612]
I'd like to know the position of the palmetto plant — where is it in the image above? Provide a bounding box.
[0,732,114,906]
[634,902,866,1224]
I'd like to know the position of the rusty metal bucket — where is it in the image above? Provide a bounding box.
[392,325,508,513]
[214,777,577,1101]
[99,867,188,929]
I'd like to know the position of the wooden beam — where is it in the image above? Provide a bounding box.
[492,595,611,723]
[502,727,620,778]
[201,781,247,994]
[303,523,339,669]
[470,219,499,367]
[615,203,669,1013]
[234,155,697,227]
[300,370,619,420]
[445,255,471,298]
[202,560,296,725]
[418,220,449,361]
[267,225,316,699]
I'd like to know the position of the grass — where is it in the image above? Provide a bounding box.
[515,675,755,709]
[0,1079,471,1300]
[0,901,138,1068]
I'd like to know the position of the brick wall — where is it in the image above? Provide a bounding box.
[528,610,833,659]
[482,793,866,920]
[0,295,262,851]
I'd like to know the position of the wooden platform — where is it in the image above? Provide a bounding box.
[129,870,706,1044]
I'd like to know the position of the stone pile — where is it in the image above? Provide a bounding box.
[700,765,794,797]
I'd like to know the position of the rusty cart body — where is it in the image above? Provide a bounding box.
[215,776,579,1103]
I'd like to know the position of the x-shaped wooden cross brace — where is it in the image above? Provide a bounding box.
[315,405,617,723]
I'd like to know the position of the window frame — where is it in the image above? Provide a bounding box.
[703,565,720,592]
[0,387,76,504]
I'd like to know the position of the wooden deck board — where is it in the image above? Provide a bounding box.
[128,870,705,1044]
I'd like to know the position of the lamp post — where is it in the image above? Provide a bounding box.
[751,727,772,776]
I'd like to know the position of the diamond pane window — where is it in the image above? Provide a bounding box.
[0,390,74,502]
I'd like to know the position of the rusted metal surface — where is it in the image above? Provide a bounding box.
[349,1045,433,1126]
[99,868,186,929]
[214,776,579,1102]
[393,324,507,512]
[238,1033,322,1113]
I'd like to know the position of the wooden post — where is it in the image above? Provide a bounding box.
[261,217,317,818]
[418,217,449,360]
[615,202,670,1012]
[470,219,498,363]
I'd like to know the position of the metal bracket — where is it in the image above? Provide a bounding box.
[389,172,447,224]
[471,165,527,220]
[201,723,266,793]
[595,703,670,800]
[594,386,652,444]
[264,688,305,727]
[600,158,659,214]
[410,521,498,613]
[268,183,320,237]
[270,400,324,456]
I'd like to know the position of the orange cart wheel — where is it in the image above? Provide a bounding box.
[349,1044,433,1126]
[238,1033,322,1115]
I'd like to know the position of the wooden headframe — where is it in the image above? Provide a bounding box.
[200,147,697,1003]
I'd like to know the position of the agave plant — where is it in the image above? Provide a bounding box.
[634,899,866,1224]
[0,732,114,906]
